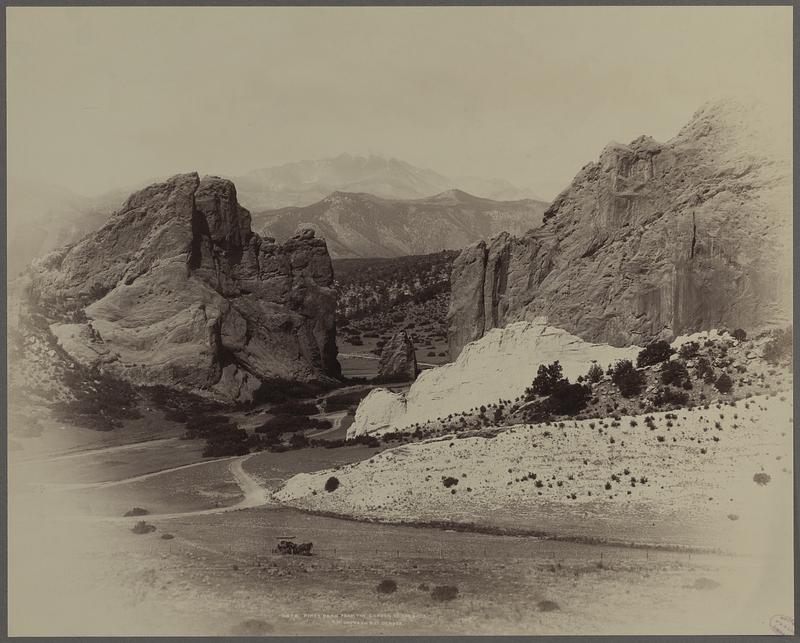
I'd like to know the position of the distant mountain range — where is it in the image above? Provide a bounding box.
[7,178,131,277]
[252,189,548,258]
[8,154,545,273]
[232,154,542,209]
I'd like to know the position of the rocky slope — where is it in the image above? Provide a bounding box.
[234,153,540,210]
[348,320,639,437]
[253,189,548,258]
[278,392,793,554]
[447,100,792,358]
[27,173,340,403]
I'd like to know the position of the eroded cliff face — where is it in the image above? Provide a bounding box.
[30,172,340,402]
[448,100,792,357]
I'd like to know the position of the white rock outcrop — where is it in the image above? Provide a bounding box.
[347,319,640,438]
[347,388,408,438]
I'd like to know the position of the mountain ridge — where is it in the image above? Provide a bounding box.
[253,189,548,259]
[233,153,542,209]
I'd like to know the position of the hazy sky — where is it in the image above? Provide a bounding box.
[7,6,792,200]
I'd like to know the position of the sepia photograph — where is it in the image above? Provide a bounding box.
[4,4,795,637]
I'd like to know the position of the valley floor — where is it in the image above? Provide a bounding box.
[7,391,795,636]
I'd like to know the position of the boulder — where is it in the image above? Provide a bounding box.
[273,540,313,556]
[348,388,407,438]
[377,331,418,381]
[447,100,792,358]
[29,172,341,403]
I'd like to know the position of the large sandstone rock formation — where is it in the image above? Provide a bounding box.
[29,173,340,403]
[347,320,639,438]
[377,331,418,381]
[448,100,792,358]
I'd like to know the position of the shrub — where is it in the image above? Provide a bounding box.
[732,328,747,342]
[131,521,156,535]
[694,357,714,380]
[376,579,398,594]
[637,340,674,368]
[324,476,340,492]
[527,361,566,398]
[269,401,318,416]
[714,373,733,394]
[753,472,771,486]
[183,415,238,439]
[202,433,250,457]
[661,360,691,389]
[256,414,331,435]
[652,386,689,407]
[252,379,328,404]
[288,433,310,449]
[610,360,645,397]
[542,381,591,416]
[198,419,251,457]
[123,507,149,517]
[442,476,459,488]
[678,341,699,359]
[50,366,143,431]
[763,327,793,365]
[430,585,459,602]
[537,600,561,612]
[348,434,381,447]
[586,362,604,383]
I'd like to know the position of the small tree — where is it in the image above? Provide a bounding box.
[543,382,591,416]
[324,476,340,492]
[732,328,747,342]
[763,327,793,365]
[694,356,713,379]
[714,373,733,394]
[288,433,309,449]
[661,360,691,389]
[678,341,699,359]
[610,360,645,398]
[526,361,566,398]
[586,362,604,383]
[637,340,675,368]
[652,386,689,407]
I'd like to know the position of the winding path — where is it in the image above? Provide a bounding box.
[41,455,239,491]
[307,410,348,438]
[82,453,274,523]
[17,437,181,466]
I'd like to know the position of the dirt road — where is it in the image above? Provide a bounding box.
[16,437,181,465]
[78,453,273,522]
[339,351,437,367]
